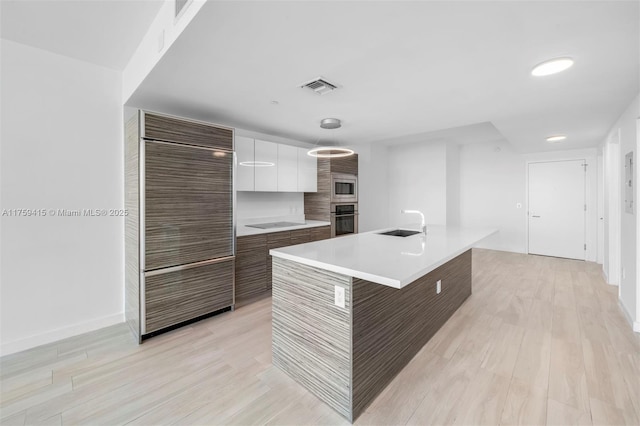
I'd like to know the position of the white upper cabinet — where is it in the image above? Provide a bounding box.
[254,139,278,192]
[235,136,255,191]
[297,147,317,192]
[234,136,317,193]
[277,144,298,192]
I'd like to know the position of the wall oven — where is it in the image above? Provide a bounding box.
[331,173,358,203]
[331,203,358,238]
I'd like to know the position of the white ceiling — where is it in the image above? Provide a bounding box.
[373,122,505,148]
[126,1,638,153]
[0,0,164,70]
[2,1,635,151]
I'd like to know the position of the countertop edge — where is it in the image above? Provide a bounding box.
[237,220,331,237]
[270,228,497,289]
[270,251,402,288]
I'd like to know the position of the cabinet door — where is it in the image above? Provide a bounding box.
[290,229,311,245]
[144,258,234,333]
[298,147,317,192]
[277,144,298,192]
[310,226,331,241]
[145,141,233,270]
[235,136,255,191]
[142,112,232,150]
[330,154,358,175]
[254,139,278,192]
[266,231,291,289]
[235,235,268,302]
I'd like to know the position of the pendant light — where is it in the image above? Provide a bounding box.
[307,118,355,158]
[307,146,355,158]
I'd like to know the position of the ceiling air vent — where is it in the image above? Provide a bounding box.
[300,77,338,95]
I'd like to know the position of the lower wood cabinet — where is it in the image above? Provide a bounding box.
[290,229,311,245]
[145,258,234,333]
[310,226,331,241]
[235,234,267,301]
[235,225,331,305]
[266,231,292,290]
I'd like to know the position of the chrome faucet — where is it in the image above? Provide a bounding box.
[401,209,426,235]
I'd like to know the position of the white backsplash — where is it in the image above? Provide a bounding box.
[236,192,305,225]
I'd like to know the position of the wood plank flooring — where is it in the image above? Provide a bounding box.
[1,249,639,425]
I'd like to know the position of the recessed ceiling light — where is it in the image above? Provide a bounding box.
[546,135,567,143]
[531,57,574,76]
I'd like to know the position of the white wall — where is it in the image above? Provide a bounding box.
[603,94,639,329]
[603,135,621,284]
[0,40,124,355]
[356,143,389,232]
[387,141,448,228]
[459,140,527,253]
[446,143,461,226]
[236,192,304,223]
[459,140,598,258]
[637,117,640,332]
[122,0,206,102]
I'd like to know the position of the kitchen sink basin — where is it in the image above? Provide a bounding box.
[378,229,421,237]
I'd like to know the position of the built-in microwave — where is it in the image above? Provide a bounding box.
[330,173,358,203]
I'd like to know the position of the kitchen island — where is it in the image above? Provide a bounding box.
[269,225,496,422]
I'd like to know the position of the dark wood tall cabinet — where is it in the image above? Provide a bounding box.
[304,155,359,222]
[125,111,235,342]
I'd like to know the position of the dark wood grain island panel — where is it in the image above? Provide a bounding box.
[271,257,353,420]
[271,249,472,422]
[350,249,472,418]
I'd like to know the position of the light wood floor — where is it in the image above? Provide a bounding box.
[1,249,639,425]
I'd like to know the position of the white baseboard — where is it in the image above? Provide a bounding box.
[0,312,125,357]
[618,298,639,333]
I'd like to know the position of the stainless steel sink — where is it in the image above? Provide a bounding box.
[378,229,421,237]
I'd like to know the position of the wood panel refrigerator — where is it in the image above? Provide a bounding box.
[125,111,235,342]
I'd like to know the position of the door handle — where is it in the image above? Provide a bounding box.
[531,215,541,218]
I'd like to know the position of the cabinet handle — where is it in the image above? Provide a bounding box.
[145,255,235,277]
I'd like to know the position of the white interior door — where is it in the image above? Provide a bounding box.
[528,160,586,260]
[597,152,604,264]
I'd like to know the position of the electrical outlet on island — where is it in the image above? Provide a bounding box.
[334,286,345,308]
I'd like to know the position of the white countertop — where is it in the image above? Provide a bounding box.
[269,225,497,288]
[237,220,331,237]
